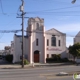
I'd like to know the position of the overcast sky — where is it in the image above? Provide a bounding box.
[0,0,80,50]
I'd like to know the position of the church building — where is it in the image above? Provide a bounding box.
[11,17,67,64]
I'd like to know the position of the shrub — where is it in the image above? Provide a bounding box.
[24,59,29,65]
[61,58,69,62]
[46,54,61,62]
[5,54,13,63]
[20,59,29,65]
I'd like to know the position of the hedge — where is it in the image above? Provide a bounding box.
[5,54,13,63]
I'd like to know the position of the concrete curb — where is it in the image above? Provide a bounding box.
[34,63,75,67]
[0,63,75,69]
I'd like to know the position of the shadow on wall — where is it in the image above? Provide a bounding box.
[61,51,68,59]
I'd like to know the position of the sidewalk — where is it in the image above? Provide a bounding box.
[0,64,33,69]
[34,62,75,67]
[0,62,75,69]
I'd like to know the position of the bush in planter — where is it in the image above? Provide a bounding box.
[46,54,61,63]
[24,59,29,65]
[20,59,29,65]
[61,58,69,62]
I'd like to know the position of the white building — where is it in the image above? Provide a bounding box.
[68,31,80,60]
[11,17,67,64]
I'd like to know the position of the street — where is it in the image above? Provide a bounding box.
[47,76,73,80]
[0,65,80,80]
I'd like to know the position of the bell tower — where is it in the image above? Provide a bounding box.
[27,17,46,64]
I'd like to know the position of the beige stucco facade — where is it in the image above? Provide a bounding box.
[11,17,67,64]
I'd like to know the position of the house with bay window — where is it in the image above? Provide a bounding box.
[11,17,67,64]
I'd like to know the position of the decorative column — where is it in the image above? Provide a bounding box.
[43,27,46,63]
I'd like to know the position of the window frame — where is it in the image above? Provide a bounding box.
[47,39,49,46]
[51,35,56,46]
[36,23,39,30]
[36,38,38,46]
[58,40,61,46]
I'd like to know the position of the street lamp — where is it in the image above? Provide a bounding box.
[71,0,76,4]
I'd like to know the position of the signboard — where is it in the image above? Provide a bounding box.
[47,48,62,51]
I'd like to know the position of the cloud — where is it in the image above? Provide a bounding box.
[0,43,10,50]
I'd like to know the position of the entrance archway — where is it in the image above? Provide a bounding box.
[34,50,40,63]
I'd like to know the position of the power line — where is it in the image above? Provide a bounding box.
[27,5,80,13]
[0,0,5,15]
[0,30,21,33]
[24,30,79,38]
[1,11,80,15]
[27,11,80,14]
[0,4,80,15]
[0,18,20,40]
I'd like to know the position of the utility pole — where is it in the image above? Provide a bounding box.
[17,0,29,68]
[21,0,24,68]
[17,0,25,68]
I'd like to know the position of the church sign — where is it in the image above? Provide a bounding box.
[47,48,62,51]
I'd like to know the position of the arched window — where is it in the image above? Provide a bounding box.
[36,23,39,30]
[51,36,56,46]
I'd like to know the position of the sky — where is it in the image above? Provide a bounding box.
[0,0,80,50]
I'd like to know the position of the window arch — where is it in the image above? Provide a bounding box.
[51,36,56,46]
[36,23,39,30]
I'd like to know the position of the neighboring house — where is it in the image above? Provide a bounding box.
[4,46,11,55]
[66,48,73,60]
[0,50,5,55]
[67,31,80,60]
[12,17,67,64]
[74,31,80,44]
[11,41,14,55]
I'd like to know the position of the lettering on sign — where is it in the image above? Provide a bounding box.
[47,48,62,51]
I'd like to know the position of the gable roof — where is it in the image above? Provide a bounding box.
[75,31,80,37]
[45,28,66,36]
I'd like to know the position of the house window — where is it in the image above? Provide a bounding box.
[36,38,38,46]
[58,40,61,46]
[51,36,56,46]
[47,39,49,46]
[51,54,54,58]
[51,54,57,58]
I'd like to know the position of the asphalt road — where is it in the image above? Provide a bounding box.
[47,76,73,80]
[0,65,80,80]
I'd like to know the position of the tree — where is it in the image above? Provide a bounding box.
[69,43,80,60]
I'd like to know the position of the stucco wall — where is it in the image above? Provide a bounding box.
[45,29,67,58]
[13,35,29,63]
[31,32,45,63]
